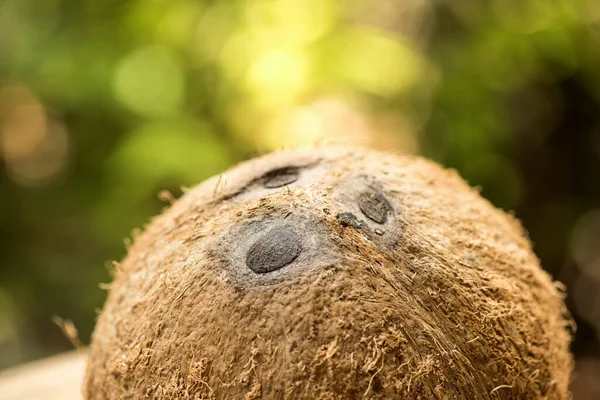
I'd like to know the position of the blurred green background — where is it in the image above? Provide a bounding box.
[1,0,600,396]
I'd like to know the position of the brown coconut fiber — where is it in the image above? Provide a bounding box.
[84,146,574,399]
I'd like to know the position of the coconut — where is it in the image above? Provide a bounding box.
[84,146,573,399]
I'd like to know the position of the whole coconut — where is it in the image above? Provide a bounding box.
[85,146,573,399]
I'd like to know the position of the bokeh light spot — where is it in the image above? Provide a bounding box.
[194,2,238,62]
[570,209,600,279]
[108,118,230,189]
[157,2,203,47]
[113,46,185,118]
[572,272,600,335]
[337,28,423,96]
[491,0,558,34]
[0,85,69,186]
[247,48,308,108]
[245,0,335,46]
[262,99,369,149]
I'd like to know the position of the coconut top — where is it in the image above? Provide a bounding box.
[86,145,573,399]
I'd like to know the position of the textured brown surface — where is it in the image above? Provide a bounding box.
[85,146,573,399]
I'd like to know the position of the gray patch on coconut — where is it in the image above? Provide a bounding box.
[332,176,403,250]
[235,162,330,202]
[215,210,340,288]
[336,212,366,230]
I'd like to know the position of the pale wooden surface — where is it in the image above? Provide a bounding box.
[0,351,86,400]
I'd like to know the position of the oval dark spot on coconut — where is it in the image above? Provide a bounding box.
[358,191,392,224]
[263,167,299,188]
[246,227,302,273]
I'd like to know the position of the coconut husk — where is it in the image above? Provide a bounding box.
[85,146,573,399]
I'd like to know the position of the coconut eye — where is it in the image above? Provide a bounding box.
[358,190,392,224]
[246,226,302,273]
[263,167,299,188]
